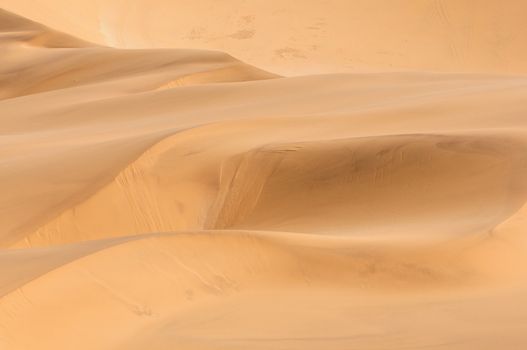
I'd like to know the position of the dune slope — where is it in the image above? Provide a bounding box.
[0,9,275,100]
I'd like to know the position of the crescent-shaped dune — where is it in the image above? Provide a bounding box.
[1,3,527,350]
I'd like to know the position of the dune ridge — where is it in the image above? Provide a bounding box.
[0,9,275,100]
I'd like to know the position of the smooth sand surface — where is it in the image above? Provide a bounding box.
[1,5,527,350]
[1,0,527,75]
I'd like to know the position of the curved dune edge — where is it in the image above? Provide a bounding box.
[1,48,276,100]
[205,133,527,234]
[17,130,527,248]
[0,9,276,100]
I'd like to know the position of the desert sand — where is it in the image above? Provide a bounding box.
[1,2,527,349]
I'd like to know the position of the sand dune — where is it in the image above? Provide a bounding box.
[1,5,527,350]
[1,228,527,349]
[2,1,527,75]
[0,9,274,100]
[5,71,527,247]
[206,134,527,235]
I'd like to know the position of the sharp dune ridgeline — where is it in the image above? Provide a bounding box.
[1,2,527,349]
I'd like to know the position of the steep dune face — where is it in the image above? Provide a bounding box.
[207,135,527,235]
[2,5,527,350]
[25,132,527,247]
[1,1,527,74]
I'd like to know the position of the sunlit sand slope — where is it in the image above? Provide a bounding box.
[2,228,527,349]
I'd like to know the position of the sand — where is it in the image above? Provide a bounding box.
[1,3,527,349]
[2,0,527,75]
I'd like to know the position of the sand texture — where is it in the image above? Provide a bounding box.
[1,3,527,349]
